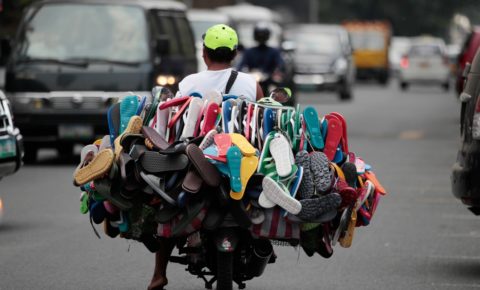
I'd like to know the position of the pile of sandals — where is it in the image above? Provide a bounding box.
[72,87,387,258]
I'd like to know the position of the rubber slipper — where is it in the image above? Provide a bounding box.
[103,200,118,215]
[287,209,336,223]
[330,112,349,153]
[167,97,192,129]
[289,165,303,199]
[237,99,247,134]
[222,100,233,133]
[139,171,177,205]
[341,162,357,188]
[250,104,258,146]
[230,133,256,157]
[143,89,162,126]
[107,103,121,146]
[317,224,334,258]
[230,155,258,200]
[244,103,254,141]
[356,180,375,211]
[73,144,98,180]
[103,218,120,238]
[199,128,218,150]
[248,206,265,224]
[117,211,129,233]
[114,116,143,161]
[296,193,341,221]
[303,106,324,150]
[202,89,223,105]
[355,157,366,174]
[182,166,204,194]
[156,103,170,139]
[159,96,190,110]
[120,95,139,134]
[200,102,220,136]
[226,146,242,192]
[181,97,203,140]
[269,133,293,177]
[310,151,333,193]
[74,149,114,186]
[193,101,206,137]
[257,132,274,174]
[214,134,232,157]
[94,177,133,211]
[142,126,169,150]
[364,170,387,195]
[263,108,275,140]
[136,95,147,116]
[80,192,89,214]
[118,152,139,191]
[186,143,221,187]
[255,106,264,150]
[89,200,107,224]
[139,151,188,173]
[323,115,343,161]
[335,178,358,209]
[332,206,351,246]
[339,205,357,248]
[262,176,301,215]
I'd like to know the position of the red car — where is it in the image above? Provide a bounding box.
[456,26,480,95]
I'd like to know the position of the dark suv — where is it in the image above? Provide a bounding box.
[0,0,196,162]
[452,47,480,214]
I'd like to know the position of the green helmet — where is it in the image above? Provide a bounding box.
[203,24,238,51]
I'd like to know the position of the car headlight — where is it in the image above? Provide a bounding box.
[156,75,176,86]
[333,58,348,73]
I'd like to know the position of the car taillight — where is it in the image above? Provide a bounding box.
[473,97,480,139]
[400,56,409,69]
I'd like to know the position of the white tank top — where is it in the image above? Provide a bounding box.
[178,68,257,102]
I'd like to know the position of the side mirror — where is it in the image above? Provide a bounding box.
[155,36,170,56]
[0,37,12,66]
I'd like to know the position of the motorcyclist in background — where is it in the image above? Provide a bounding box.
[236,22,285,95]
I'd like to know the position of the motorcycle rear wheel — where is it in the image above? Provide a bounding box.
[216,251,233,290]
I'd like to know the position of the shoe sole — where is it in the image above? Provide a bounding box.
[269,134,293,177]
[114,116,143,161]
[74,149,114,186]
[262,176,301,215]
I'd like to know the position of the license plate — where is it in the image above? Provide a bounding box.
[0,137,16,159]
[58,124,94,139]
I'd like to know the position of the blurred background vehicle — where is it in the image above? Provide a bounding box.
[187,9,232,72]
[343,20,391,85]
[452,47,480,214]
[0,0,197,163]
[455,26,480,95]
[284,24,355,101]
[398,36,451,91]
[0,90,22,180]
[389,36,411,76]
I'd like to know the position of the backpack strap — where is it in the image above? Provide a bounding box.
[225,70,238,95]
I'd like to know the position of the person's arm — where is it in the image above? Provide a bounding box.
[255,82,264,101]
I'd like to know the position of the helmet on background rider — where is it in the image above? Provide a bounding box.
[253,22,271,45]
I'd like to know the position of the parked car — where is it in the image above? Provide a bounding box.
[343,20,391,84]
[0,90,23,180]
[285,24,355,100]
[456,26,480,95]
[187,9,232,72]
[389,36,411,76]
[0,0,197,162]
[398,36,450,91]
[452,47,480,214]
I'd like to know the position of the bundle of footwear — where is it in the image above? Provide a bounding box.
[73,87,387,258]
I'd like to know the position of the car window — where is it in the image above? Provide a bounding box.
[174,16,195,57]
[17,3,149,63]
[152,11,180,55]
[294,33,341,54]
[350,30,385,50]
[409,45,442,57]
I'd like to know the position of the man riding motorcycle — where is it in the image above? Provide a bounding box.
[236,22,285,95]
[148,24,263,290]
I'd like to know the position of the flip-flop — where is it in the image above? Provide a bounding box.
[159,96,190,110]
[230,133,256,157]
[73,144,98,180]
[289,165,303,199]
[269,133,293,177]
[156,103,170,139]
[230,155,258,200]
[181,97,203,140]
[200,102,220,136]
[114,116,143,161]
[257,132,275,175]
[107,103,121,147]
[355,157,366,174]
[136,96,147,116]
[186,143,221,187]
[303,106,324,150]
[167,98,192,129]
[323,115,343,161]
[142,126,169,150]
[139,171,177,206]
[364,170,387,195]
[94,177,133,211]
[103,218,120,238]
[226,146,242,193]
[261,176,301,215]
[330,112,349,153]
[199,129,218,150]
[89,200,107,224]
[244,103,254,141]
[74,149,114,186]
[341,162,358,188]
[356,180,375,211]
[310,151,333,193]
[222,100,233,133]
[139,151,189,173]
[250,104,258,146]
[202,89,223,105]
[296,193,341,221]
[287,209,337,223]
[214,134,232,157]
[120,95,139,134]
[339,204,357,248]
[182,167,204,194]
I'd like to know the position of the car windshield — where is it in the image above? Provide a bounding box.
[17,3,149,63]
[350,30,385,50]
[294,33,340,54]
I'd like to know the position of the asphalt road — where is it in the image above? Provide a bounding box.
[1,81,477,290]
